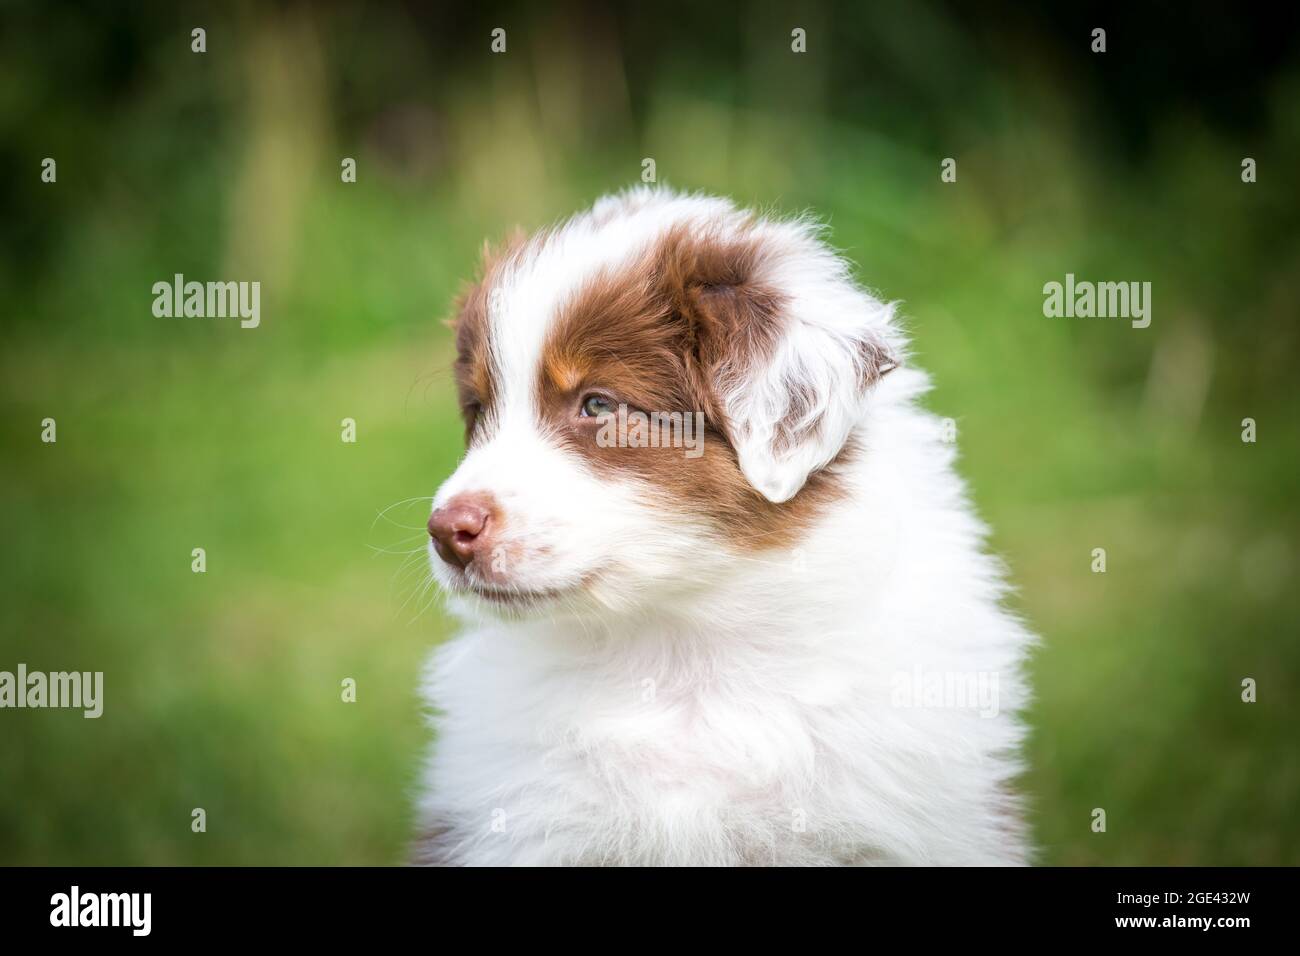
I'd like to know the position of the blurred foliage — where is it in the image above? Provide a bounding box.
[1,2,1297,864]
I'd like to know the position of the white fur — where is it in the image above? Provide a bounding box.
[417,188,1035,866]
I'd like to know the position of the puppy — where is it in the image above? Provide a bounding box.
[415,188,1034,865]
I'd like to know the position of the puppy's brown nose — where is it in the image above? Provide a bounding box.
[428,494,495,569]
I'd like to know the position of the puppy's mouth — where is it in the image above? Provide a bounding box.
[462,582,576,608]
[426,537,592,612]
[441,565,589,611]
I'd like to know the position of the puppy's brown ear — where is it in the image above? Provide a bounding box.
[665,222,899,504]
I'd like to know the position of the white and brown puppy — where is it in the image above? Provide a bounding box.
[416,188,1034,865]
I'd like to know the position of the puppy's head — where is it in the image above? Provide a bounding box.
[428,189,900,619]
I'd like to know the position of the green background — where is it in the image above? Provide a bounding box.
[1,2,1297,864]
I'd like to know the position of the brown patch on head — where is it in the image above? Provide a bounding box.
[536,223,850,552]
[449,229,526,442]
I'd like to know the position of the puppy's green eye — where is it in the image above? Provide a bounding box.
[580,394,615,418]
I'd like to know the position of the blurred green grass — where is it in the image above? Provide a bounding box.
[1,3,1297,864]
